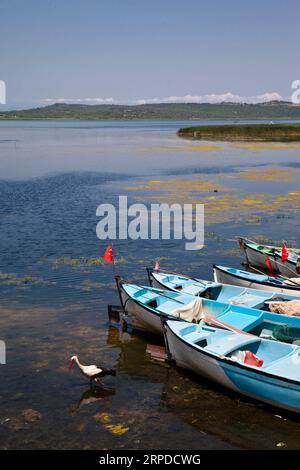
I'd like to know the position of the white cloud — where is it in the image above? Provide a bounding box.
[135,92,284,105]
[39,91,285,106]
[40,97,114,104]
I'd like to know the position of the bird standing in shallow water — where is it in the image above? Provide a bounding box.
[69,355,116,386]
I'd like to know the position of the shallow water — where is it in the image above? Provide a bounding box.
[0,120,300,449]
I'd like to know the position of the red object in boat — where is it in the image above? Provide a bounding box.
[244,351,264,367]
[265,256,274,277]
[281,243,289,262]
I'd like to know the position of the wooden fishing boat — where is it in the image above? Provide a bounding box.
[213,265,300,295]
[115,279,300,340]
[148,268,300,302]
[163,319,300,414]
[238,238,299,277]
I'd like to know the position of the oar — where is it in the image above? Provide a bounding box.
[273,258,299,278]
[203,315,254,337]
[249,264,300,287]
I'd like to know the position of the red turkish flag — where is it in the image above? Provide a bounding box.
[281,243,289,262]
[102,244,113,263]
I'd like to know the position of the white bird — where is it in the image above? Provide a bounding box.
[69,355,116,385]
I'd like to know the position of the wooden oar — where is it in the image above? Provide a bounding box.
[203,314,254,337]
[249,264,300,287]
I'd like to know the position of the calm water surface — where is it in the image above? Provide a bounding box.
[0,120,300,449]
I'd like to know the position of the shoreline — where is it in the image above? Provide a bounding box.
[177,123,300,142]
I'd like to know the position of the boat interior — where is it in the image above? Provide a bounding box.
[152,273,297,310]
[123,284,300,343]
[248,242,298,262]
[216,266,284,285]
[174,322,300,380]
[216,266,300,290]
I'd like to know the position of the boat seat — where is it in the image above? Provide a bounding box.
[159,300,181,315]
[133,288,149,299]
[227,293,266,308]
[264,351,300,379]
[181,285,204,295]
[205,334,257,356]
[161,275,175,283]
[216,311,264,332]
[183,330,211,345]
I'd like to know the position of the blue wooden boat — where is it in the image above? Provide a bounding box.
[116,279,300,339]
[213,265,300,295]
[148,268,300,304]
[164,319,300,414]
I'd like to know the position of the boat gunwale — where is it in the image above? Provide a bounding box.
[122,282,300,387]
[213,264,300,291]
[165,321,300,387]
[121,283,179,321]
[150,271,209,293]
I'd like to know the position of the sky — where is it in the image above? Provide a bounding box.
[0,0,299,108]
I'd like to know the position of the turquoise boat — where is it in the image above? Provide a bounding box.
[116,279,300,339]
[148,268,300,304]
[164,319,300,414]
[213,265,300,295]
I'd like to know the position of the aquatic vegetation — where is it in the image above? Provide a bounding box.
[219,247,242,256]
[142,143,222,153]
[104,424,129,436]
[54,256,104,267]
[0,272,48,286]
[53,256,126,268]
[94,412,129,436]
[231,142,300,150]
[250,234,299,247]
[80,280,102,291]
[237,168,299,181]
[125,176,300,225]
[127,178,237,194]
[22,409,42,423]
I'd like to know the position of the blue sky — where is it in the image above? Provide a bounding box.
[0,0,299,108]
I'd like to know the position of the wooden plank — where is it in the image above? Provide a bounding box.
[146,344,167,362]
[107,304,122,323]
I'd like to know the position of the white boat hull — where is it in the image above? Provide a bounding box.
[165,323,300,414]
[213,267,300,296]
[150,277,163,290]
[242,244,297,278]
[120,288,164,335]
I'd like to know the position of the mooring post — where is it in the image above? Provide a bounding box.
[146,267,152,286]
[160,318,172,362]
[114,275,125,311]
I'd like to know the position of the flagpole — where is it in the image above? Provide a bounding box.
[112,242,116,277]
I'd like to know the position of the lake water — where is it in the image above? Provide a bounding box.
[0,120,300,449]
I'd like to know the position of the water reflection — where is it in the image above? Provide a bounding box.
[107,325,300,449]
[1,121,300,449]
[71,386,116,414]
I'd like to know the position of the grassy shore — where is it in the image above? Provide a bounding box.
[177,123,300,141]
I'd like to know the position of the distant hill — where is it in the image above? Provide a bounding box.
[1,101,300,120]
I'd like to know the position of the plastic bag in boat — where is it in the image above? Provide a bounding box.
[172,297,205,323]
[268,299,300,316]
[229,350,264,367]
